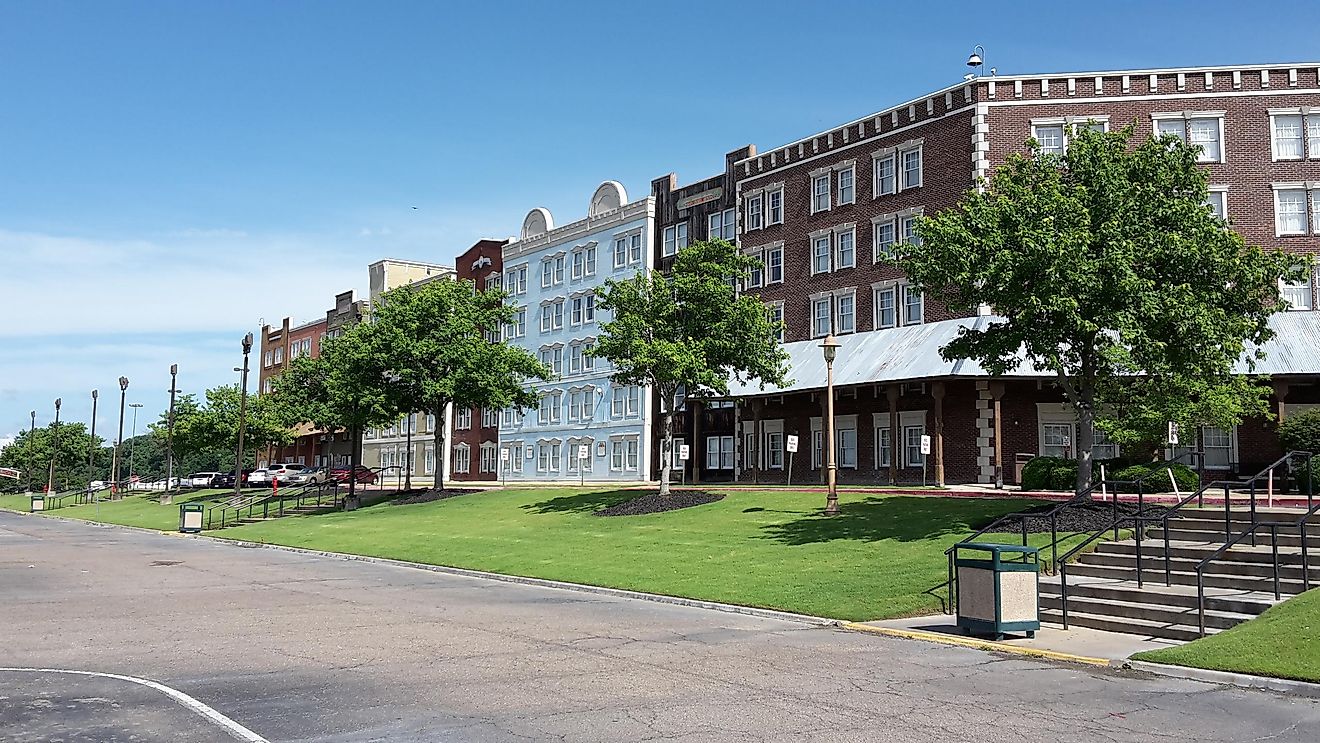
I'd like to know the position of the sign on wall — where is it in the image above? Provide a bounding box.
[678,444,690,461]
[675,187,724,211]
[786,435,799,453]
[919,435,932,455]
[578,445,590,460]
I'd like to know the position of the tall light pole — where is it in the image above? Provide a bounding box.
[820,334,841,516]
[128,403,144,478]
[47,398,62,493]
[404,413,413,490]
[234,333,253,498]
[164,364,178,503]
[111,377,129,490]
[88,390,99,485]
[27,410,36,493]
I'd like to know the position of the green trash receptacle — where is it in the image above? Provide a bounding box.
[954,542,1040,639]
[179,503,205,533]
[30,493,45,512]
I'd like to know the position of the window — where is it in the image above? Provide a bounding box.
[902,284,923,325]
[708,208,735,241]
[765,244,784,283]
[569,344,583,373]
[539,304,552,333]
[552,299,564,329]
[768,189,784,225]
[1034,124,1065,156]
[537,392,562,425]
[538,441,561,472]
[1201,426,1234,469]
[424,445,435,474]
[766,431,784,469]
[485,275,500,292]
[768,302,785,342]
[873,218,896,261]
[662,223,688,256]
[1272,114,1305,160]
[873,154,895,196]
[746,194,764,231]
[482,408,499,428]
[581,341,595,371]
[571,294,595,325]
[426,413,436,431]
[1042,423,1072,458]
[900,214,921,248]
[812,296,832,338]
[812,235,831,274]
[479,443,497,473]
[453,444,470,474]
[629,233,642,264]
[611,439,625,471]
[876,427,891,468]
[874,284,896,329]
[839,428,857,469]
[510,443,523,473]
[903,425,925,467]
[541,260,553,288]
[1275,187,1310,235]
[456,408,472,430]
[746,251,764,289]
[505,266,528,295]
[1206,188,1228,220]
[901,147,923,189]
[549,346,563,375]
[572,250,586,279]
[835,228,855,269]
[811,174,831,213]
[263,350,273,367]
[273,346,283,364]
[836,292,855,334]
[506,307,527,339]
[837,166,855,205]
[1282,272,1314,311]
[613,236,628,268]
[706,436,734,470]
[611,385,640,419]
[1153,113,1223,162]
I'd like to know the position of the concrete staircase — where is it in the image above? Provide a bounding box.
[1038,509,1320,641]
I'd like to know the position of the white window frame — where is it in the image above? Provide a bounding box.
[872,153,896,197]
[835,226,856,269]
[1151,111,1225,163]
[765,243,784,284]
[453,443,471,474]
[872,217,896,262]
[810,415,858,470]
[480,443,498,473]
[708,208,736,241]
[745,193,764,231]
[767,301,785,343]
[810,172,831,213]
[873,282,897,330]
[836,165,855,205]
[1031,116,1109,156]
[900,145,923,190]
[1206,186,1229,221]
[705,435,734,471]
[662,223,688,257]
[901,283,924,326]
[767,188,784,225]
[1273,184,1313,236]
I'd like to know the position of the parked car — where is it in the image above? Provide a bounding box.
[214,469,254,489]
[264,463,305,484]
[246,469,270,487]
[330,465,377,484]
[188,472,222,489]
[288,466,327,485]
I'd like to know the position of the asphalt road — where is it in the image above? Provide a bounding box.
[2,511,1318,742]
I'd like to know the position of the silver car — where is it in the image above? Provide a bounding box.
[288,466,327,485]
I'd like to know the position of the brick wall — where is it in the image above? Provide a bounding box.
[451,239,507,482]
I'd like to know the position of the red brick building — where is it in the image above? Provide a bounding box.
[728,63,1320,486]
[448,238,508,482]
[258,316,327,467]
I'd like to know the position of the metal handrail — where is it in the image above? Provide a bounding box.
[1192,452,1315,636]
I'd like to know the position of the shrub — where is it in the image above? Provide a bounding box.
[1110,462,1200,493]
[1021,456,1078,491]
[1022,457,1199,492]
[1278,410,1320,454]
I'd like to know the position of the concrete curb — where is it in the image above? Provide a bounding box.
[1123,660,1320,698]
[839,622,1114,667]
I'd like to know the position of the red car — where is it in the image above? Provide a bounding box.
[330,465,377,484]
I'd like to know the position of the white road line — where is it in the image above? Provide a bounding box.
[0,667,269,743]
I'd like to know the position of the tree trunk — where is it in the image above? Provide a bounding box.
[659,405,674,497]
[345,423,360,510]
[1075,398,1096,495]
[432,408,447,493]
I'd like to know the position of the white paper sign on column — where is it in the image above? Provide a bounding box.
[786,434,799,453]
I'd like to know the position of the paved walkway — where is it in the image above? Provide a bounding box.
[861,614,1178,661]
[3,511,1318,742]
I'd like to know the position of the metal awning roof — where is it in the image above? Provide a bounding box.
[727,312,1320,398]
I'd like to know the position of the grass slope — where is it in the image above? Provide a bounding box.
[1133,588,1320,683]
[0,489,233,531]
[215,487,1046,621]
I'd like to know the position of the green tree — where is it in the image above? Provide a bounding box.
[0,422,102,493]
[901,125,1307,493]
[361,279,550,492]
[274,320,401,506]
[154,386,294,475]
[593,239,790,495]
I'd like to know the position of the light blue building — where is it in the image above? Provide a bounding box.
[498,181,655,482]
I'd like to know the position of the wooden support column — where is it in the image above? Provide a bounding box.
[751,399,763,485]
[887,384,901,485]
[1274,380,1291,425]
[691,400,703,484]
[932,381,946,487]
[990,381,1005,489]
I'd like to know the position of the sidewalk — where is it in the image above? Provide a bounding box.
[856,614,1178,663]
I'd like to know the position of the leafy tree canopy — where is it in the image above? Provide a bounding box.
[0,422,102,493]
[901,125,1307,491]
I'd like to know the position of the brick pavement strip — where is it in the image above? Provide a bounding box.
[2,510,1318,743]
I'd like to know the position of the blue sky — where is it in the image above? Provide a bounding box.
[3,0,1318,443]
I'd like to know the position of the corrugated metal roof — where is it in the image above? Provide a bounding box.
[729,312,1320,398]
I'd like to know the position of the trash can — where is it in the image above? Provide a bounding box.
[179,503,205,533]
[30,493,45,512]
[954,542,1040,639]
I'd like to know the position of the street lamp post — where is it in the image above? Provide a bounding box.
[820,335,841,516]
[405,413,413,490]
[27,410,36,493]
[88,390,99,487]
[234,333,253,498]
[128,403,144,478]
[163,364,178,504]
[47,398,62,493]
[111,377,129,491]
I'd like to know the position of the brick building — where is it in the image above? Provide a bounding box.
[257,316,327,467]
[648,146,756,483]
[728,62,1320,486]
[449,238,508,482]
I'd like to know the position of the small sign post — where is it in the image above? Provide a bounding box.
[578,444,590,487]
[678,444,690,486]
[785,435,799,488]
[0,467,20,481]
[1167,422,1179,446]
[920,435,932,487]
[500,447,510,488]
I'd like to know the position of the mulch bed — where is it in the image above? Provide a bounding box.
[392,489,479,506]
[594,490,725,517]
[1008,499,1168,534]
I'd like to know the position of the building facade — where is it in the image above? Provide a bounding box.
[257,316,327,468]
[729,63,1320,486]
[451,238,508,482]
[498,182,656,482]
[647,146,756,483]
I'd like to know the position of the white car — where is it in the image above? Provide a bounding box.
[189,472,221,489]
[264,463,305,483]
[246,469,270,487]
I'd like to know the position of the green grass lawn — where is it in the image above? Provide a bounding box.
[1132,589,1320,683]
[210,487,1051,621]
[0,489,235,530]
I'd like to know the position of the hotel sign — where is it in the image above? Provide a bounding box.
[675,188,723,211]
